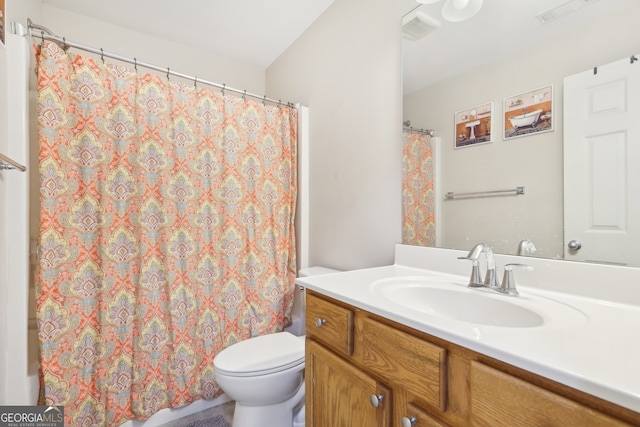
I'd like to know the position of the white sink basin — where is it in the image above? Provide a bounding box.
[371,276,586,328]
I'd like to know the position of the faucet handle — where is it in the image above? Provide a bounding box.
[458,257,483,287]
[500,263,533,296]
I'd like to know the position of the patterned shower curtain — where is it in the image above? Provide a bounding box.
[35,41,297,426]
[402,130,435,246]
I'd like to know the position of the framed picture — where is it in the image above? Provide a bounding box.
[454,102,493,149]
[0,0,5,45]
[504,85,553,140]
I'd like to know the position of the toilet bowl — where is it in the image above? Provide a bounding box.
[214,266,340,427]
[214,332,306,427]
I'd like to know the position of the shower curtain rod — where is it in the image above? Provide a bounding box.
[24,19,296,107]
[403,126,435,137]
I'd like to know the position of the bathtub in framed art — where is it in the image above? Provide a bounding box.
[504,85,554,140]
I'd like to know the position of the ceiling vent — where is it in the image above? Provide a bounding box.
[402,10,441,41]
[536,0,600,24]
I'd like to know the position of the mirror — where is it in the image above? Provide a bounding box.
[402,0,640,266]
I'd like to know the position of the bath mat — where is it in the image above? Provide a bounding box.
[159,401,234,427]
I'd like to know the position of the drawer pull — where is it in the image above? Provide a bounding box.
[369,394,384,408]
[315,318,327,327]
[401,416,417,427]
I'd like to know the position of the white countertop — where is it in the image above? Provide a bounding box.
[295,246,640,413]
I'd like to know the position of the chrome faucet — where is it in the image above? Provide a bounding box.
[459,243,533,296]
[458,243,500,288]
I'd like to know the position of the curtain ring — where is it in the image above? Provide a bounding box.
[194,76,198,89]
[134,58,137,72]
[100,48,104,64]
[63,37,67,51]
[167,67,170,81]
[263,95,267,105]
[221,83,226,96]
[40,31,45,50]
[243,90,246,100]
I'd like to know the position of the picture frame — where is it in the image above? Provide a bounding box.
[504,85,553,140]
[454,102,493,149]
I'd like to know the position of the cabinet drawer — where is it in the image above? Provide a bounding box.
[306,292,354,356]
[362,318,447,411]
[470,362,632,427]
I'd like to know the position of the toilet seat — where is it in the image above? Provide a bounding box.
[214,332,305,377]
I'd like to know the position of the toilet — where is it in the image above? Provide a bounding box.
[214,332,306,427]
[213,267,339,427]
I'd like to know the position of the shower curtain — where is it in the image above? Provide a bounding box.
[402,130,435,246]
[35,41,297,426]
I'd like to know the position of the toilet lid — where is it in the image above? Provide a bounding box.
[214,332,305,377]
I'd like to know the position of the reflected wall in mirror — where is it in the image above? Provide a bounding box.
[402,0,640,266]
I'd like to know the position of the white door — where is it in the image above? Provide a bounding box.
[564,55,640,266]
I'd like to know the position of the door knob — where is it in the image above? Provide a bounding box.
[567,240,582,251]
[315,318,326,327]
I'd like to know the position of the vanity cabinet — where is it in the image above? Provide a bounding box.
[306,291,455,426]
[305,290,640,427]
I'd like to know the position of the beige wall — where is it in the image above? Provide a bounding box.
[403,1,640,258]
[267,0,415,270]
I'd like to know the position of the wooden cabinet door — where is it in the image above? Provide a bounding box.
[307,339,391,427]
[361,317,447,412]
[470,362,632,427]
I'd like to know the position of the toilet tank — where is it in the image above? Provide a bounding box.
[283,267,340,336]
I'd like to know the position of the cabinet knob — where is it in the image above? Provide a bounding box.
[401,416,417,427]
[315,318,327,327]
[369,394,384,408]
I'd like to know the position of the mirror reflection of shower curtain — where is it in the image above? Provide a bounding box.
[402,130,435,246]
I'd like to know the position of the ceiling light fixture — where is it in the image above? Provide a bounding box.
[415,0,483,23]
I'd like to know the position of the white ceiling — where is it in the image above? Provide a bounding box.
[41,0,335,68]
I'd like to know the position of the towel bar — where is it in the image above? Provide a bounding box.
[445,186,524,200]
[0,153,27,171]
